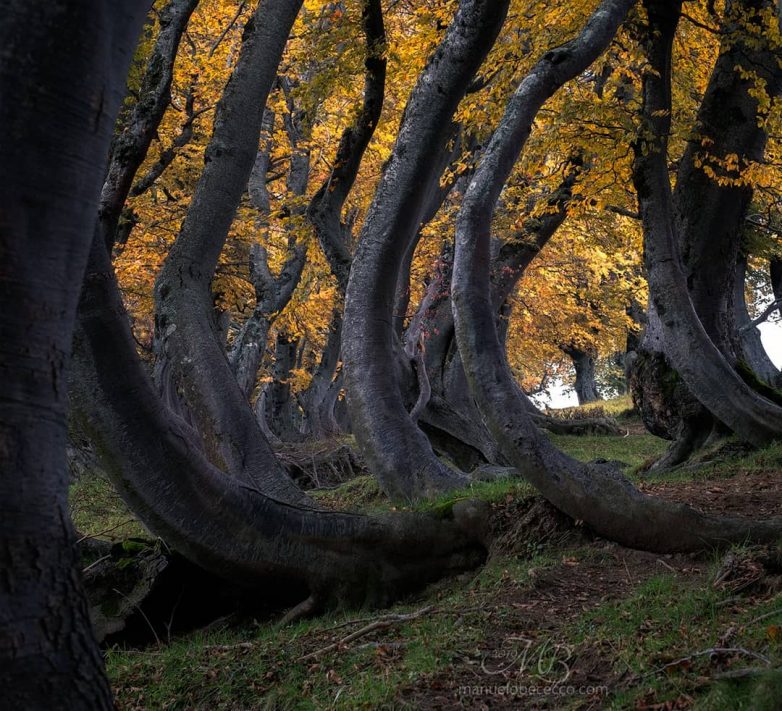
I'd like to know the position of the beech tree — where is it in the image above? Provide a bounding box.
[7,0,782,705]
[0,2,147,707]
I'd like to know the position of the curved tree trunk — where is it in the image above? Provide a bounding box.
[72,239,487,610]
[629,0,782,462]
[343,0,510,501]
[0,2,147,707]
[633,0,782,448]
[229,106,308,399]
[307,0,387,297]
[453,0,782,554]
[735,253,782,387]
[154,0,308,500]
[100,0,199,253]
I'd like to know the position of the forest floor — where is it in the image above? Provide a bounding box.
[70,397,782,710]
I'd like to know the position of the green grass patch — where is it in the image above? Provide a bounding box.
[569,570,782,709]
[69,473,146,541]
[548,431,668,470]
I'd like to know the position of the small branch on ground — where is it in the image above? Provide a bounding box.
[299,606,434,662]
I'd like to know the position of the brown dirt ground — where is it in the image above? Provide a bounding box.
[395,469,782,710]
[640,469,782,519]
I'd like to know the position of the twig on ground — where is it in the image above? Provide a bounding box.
[82,554,111,574]
[748,608,782,626]
[76,519,137,543]
[299,606,434,662]
[644,647,770,679]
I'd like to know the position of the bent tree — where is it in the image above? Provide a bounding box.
[71,0,488,641]
[629,0,782,465]
[342,0,511,501]
[0,2,147,708]
[452,0,782,552]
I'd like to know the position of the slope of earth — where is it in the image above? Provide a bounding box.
[69,400,782,709]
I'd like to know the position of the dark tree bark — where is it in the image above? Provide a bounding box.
[298,308,344,437]
[672,0,781,359]
[629,0,782,460]
[154,0,309,498]
[307,0,387,296]
[261,332,303,440]
[71,238,487,611]
[343,0,510,501]
[0,2,147,707]
[735,253,782,387]
[561,344,602,404]
[452,0,782,553]
[229,107,308,398]
[407,163,618,461]
[100,0,200,253]
[633,0,782,448]
[771,257,782,316]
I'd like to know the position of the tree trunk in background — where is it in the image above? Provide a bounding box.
[343,0,510,501]
[262,333,303,440]
[154,0,308,500]
[298,309,344,437]
[229,106,308,400]
[734,253,782,387]
[100,0,199,253]
[307,0,386,298]
[0,2,146,707]
[561,345,601,404]
[453,0,782,554]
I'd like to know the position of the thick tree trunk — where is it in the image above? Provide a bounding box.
[671,0,779,361]
[633,0,782,448]
[628,0,782,465]
[154,0,309,499]
[628,300,714,469]
[453,0,782,553]
[343,0,510,501]
[561,345,602,404]
[72,239,487,610]
[0,2,146,707]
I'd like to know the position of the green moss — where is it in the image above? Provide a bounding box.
[736,359,782,407]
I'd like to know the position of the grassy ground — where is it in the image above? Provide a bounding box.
[69,398,782,709]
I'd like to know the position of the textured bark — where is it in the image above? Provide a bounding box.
[307,0,387,295]
[735,254,782,387]
[100,0,199,252]
[561,345,601,404]
[72,240,487,609]
[629,0,782,461]
[229,108,308,398]
[343,0,510,501]
[0,2,146,707]
[154,0,308,498]
[454,0,782,553]
[672,0,781,359]
[633,0,782,448]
